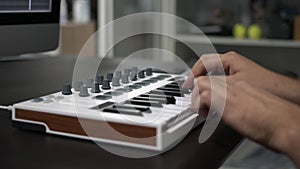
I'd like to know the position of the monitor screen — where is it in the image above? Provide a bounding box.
[0,0,52,13]
[0,0,60,57]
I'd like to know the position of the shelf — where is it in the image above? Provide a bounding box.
[177,34,300,48]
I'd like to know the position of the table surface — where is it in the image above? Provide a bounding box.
[0,55,243,169]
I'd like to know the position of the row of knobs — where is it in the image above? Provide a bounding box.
[62,68,153,97]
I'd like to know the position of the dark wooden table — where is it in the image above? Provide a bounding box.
[0,55,242,169]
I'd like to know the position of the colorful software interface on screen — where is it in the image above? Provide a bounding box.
[0,0,51,13]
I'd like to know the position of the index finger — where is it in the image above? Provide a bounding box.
[182,53,224,89]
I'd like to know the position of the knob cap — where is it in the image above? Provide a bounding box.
[115,71,122,78]
[145,68,153,76]
[62,84,72,95]
[106,73,113,82]
[121,75,129,84]
[124,69,131,75]
[86,78,94,88]
[79,85,90,97]
[91,83,101,93]
[95,76,104,85]
[138,70,145,78]
[102,80,111,90]
[112,77,121,87]
[132,67,138,72]
[74,81,83,91]
[130,71,138,81]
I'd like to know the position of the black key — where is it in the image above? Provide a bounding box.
[113,104,150,112]
[169,82,182,86]
[103,108,143,117]
[125,100,163,108]
[168,76,185,81]
[165,83,188,91]
[140,94,176,104]
[158,87,181,92]
[159,87,190,95]
[94,95,112,100]
[165,84,180,89]
[169,80,184,85]
[150,89,183,97]
[167,78,176,82]
[133,96,169,104]
[91,102,114,109]
[164,84,191,94]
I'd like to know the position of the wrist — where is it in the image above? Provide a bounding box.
[273,109,300,165]
[267,72,300,104]
[283,124,300,167]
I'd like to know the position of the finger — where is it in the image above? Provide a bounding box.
[191,76,229,114]
[200,91,212,109]
[191,80,200,111]
[191,92,211,113]
[183,53,229,89]
[196,76,228,114]
[191,91,213,115]
[190,95,200,112]
[182,54,218,89]
[194,76,227,92]
[191,77,211,112]
[210,78,228,112]
[182,71,196,89]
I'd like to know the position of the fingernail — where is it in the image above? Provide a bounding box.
[182,81,187,88]
[194,79,198,85]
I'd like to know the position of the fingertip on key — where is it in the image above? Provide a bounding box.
[182,76,193,89]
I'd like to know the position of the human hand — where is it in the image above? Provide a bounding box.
[183,51,300,104]
[191,77,300,167]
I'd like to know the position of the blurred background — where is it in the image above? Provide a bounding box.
[49,1,300,168]
[51,0,300,79]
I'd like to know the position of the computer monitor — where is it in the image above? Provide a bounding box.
[0,0,60,57]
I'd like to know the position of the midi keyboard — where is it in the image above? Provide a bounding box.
[12,67,204,151]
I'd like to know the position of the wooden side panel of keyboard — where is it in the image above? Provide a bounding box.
[15,109,157,146]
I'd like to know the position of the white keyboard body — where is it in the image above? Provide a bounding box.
[12,72,204,151]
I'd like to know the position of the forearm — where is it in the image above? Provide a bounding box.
[287,135,300,169]
[268,72,300,105]
[222,83,300,167]
[271,103,300,168]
